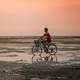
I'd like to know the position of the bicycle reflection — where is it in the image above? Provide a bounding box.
[32,53,58,63]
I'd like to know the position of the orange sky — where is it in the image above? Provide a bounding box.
[0,0,80,36]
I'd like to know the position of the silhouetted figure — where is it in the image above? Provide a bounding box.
[41,28,51,53]
[42,27,51,43]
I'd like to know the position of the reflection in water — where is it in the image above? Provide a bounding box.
[32,53,58,63]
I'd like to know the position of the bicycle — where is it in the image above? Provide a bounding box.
[32,37,57,54]
[31,37,58,62]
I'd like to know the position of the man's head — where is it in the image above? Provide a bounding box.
[44,27,48,32]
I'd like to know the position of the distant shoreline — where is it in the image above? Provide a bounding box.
[0,36,80,44]
[0,36,80,39]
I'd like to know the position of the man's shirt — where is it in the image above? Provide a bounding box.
[43,33,51,43]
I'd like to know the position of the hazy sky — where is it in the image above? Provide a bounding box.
[0,0,80,36]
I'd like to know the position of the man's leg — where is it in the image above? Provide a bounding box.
[43,41,49,53]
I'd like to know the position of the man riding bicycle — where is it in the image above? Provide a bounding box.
[41,28,52,53]
[42,27,51,43]
[32,27,57,55]
[32,28,57,62]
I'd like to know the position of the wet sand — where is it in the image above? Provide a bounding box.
[0,50,80,80]
[0,60,80,80]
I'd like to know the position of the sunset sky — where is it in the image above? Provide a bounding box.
[0,0,80,36]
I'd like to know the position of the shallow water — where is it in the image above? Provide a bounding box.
[0,36,80,63]
[0,36,80,80]
[0,36,80,64]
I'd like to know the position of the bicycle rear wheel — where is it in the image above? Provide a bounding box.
[32,46,42,55]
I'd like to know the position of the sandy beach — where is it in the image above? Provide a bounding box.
[0,36,80,80]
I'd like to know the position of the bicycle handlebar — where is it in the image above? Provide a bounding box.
[38,37,43,41]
